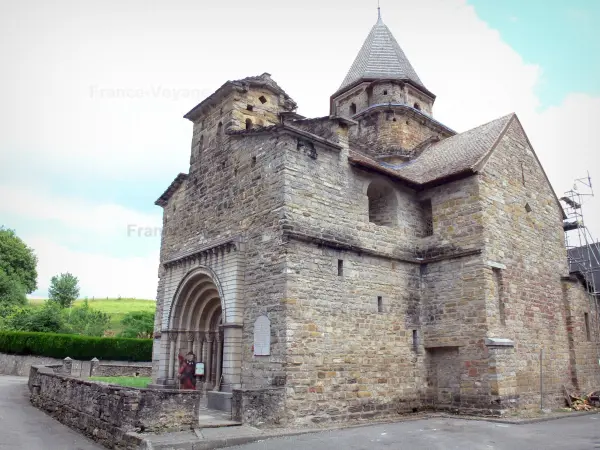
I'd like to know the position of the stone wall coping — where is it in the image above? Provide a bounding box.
[233,387,285,393]
[485,338,515,347]
[30,364,198,394]
[487,260,507,270]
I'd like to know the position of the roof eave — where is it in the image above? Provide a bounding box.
[331,77,436,103]
[155,173,188,207]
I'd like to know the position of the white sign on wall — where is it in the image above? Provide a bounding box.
[254,315,271,356]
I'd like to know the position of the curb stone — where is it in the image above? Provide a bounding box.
[131,411,600,449]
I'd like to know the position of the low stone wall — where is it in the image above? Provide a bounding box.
[91,363,152,378]
[29,364,201,449]
[0,352,151,377]
[232,387,286,426]
[0,353,65,377]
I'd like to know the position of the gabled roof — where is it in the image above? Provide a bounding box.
[395,114,514,184]
[348,112,566,217]
[337,14,427,96]
[349,114,513,186]
[155,173,188,207]
[183,73,297,121]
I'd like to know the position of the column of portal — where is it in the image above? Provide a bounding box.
[167,331,177,381]
[215,330,223,389]
[205,332,214,387]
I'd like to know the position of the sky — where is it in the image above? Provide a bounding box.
[1,0,599,299]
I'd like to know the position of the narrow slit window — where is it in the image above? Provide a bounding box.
[377,296,383,313]
[421,199,433,237]
[412,330,418,350]
[350,103,357,115]
[251,156,257,167]
[584,313,591,341]
[245,118,253,130]
[337,259,344,276]
[493,268,505,325]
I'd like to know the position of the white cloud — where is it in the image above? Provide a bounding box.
[1,0,599,298]
[0,185,161,236]
[27,236,158,300]
[0,185,161,298]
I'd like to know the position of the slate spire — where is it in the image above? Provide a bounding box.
[338,12,427,93]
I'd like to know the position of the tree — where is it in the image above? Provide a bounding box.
[0,227,38,294]
[0,268,27,306]
[48,273,80,308]
[119,311,155,338]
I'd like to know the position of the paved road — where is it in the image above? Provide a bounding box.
[0,376,102,449]
[232,415,600,450]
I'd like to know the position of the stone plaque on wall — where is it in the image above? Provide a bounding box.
[254,315,271,356]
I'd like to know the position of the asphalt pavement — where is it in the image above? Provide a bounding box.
[229,414,600,450]
[0,375,102,450]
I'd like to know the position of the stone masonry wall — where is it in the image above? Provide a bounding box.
[562,279,600,392]
[279,118,494,422]
[154,117,291,387]
[29,365,200,449]
[283,241,425,425]
[479,118,600,408]
[350,109,450,157]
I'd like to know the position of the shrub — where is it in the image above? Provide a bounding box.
[0,331,152,361]
[6,303,64,333]
[61,300,110,337]
[119,311,155,338]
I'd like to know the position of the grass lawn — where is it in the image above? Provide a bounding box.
[28,298,156,334]
[89,376,151,388]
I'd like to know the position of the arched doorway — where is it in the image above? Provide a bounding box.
[167,268,226,391]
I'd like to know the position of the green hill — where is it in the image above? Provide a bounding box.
[28,298,156,334]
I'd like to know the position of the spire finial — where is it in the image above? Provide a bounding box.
[377,0,382,23]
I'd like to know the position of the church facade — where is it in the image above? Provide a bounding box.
[152,13,600,425]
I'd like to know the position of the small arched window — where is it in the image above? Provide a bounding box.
[245,118,252,130]
[413,103,421,111]
[217,121,223,135]
[350,103,357,115]
[367,180,398,227]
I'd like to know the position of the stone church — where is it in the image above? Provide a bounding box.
[152,12,599,425]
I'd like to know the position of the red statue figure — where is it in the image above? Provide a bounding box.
[178,352,196,390]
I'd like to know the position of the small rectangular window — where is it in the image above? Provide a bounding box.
[584,313,591,341]
[412,330,418,350]
[337,259,343,276]
[377,296,383,313]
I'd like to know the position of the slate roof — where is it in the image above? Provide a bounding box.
[155,173,188,207]
[349,114,514,185]
[338,15,427,94]
[569,244,600,294]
